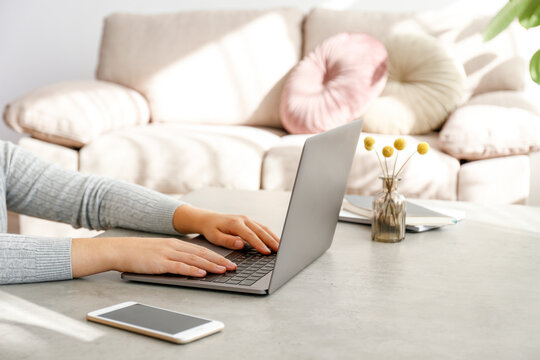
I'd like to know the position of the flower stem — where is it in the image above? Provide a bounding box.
[392,151,399,178]
[395,152,417,178]
[375,151,386,177]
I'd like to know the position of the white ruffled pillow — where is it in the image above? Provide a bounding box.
[362,33,467,135]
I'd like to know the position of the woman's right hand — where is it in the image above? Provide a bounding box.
[71,237,237,279]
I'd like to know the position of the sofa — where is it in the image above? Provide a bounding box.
[4,7,540,237]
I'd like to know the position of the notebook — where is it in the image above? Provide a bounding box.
[339,195,462,232]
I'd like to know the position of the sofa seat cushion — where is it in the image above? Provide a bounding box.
[3,81,150,148]
[80,124,285,194]
[458,156,530,204]
[440,91,540,160]
[262,132,460,200]
[96,9,303,128]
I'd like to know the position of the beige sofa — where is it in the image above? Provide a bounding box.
[4,8,540,236]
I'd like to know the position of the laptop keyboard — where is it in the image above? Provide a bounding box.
[191,247,276,287]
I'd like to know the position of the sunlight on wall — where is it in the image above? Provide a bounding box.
[319,0,508,13]
[0,291,104,344]
[320,0,358,10]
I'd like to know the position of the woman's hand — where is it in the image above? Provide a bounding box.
[71,237,237,278]
[173,205,280,254]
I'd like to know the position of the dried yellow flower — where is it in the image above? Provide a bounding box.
[394,138,406,151]
[365,145,374,151]
[417,142,429,155]
[364,136,375,148]
[382,146,394,158]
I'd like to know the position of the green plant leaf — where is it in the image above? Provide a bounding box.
[519,0,540,28]
[530,49,540,84]
[484,0,531,41]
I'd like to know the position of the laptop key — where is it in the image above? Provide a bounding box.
[226,279,242,285]
[239,279,257,286]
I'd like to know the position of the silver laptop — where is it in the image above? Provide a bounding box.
[122,119,363,295]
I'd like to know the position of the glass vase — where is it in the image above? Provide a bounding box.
[371,176,406,243]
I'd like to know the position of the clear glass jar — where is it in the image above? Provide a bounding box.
[371,176,406,243]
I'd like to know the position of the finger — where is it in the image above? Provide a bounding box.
[245,220,280,252]
[206,231,246,251]
[165,261,207,277]
[256,221,281,244]
[175,239,237,270]
[226,220,271,254]
[169,252,228,274]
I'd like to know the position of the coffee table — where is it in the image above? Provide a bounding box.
[1,188,539,359]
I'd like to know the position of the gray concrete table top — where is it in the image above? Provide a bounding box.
[1,188,540,359]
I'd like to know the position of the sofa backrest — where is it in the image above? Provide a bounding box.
[96,9,303,128]
[304,8,532,98]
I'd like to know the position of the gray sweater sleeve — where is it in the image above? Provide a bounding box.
[1,141,187,284]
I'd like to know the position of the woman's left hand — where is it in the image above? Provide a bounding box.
[173,205,280,254]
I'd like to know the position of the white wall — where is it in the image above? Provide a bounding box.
[0,0,506,142]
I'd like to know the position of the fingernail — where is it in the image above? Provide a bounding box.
[263,246,271,254]
[226,260,237,268]
[234,240,244,249]
[196,269,206,276]
[216,265,226,272]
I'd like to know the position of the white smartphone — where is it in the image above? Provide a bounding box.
[87,301,224,344]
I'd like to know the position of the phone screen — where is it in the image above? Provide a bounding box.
[98,304,211,335]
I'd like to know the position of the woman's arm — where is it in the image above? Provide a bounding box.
[0,234,72,284]
[1,141,280,283]
[70,205,281,279]
[2,141,281,253]
[71,237,237,278]
[2,141,180,234]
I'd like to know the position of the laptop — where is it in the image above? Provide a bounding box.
[122,119,363,295]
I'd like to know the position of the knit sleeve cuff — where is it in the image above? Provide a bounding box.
[100,179,189,236]
[146,196,188,236]
[35,237,73,282]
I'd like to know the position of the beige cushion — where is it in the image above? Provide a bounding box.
[96,9,303,128]
[440,93,540,160]
[458,156,530,204]
[3,81,149,148]
[362,33,466,135]
[304,8,531,97]
[262,132,460,200]
[80,124,285,194]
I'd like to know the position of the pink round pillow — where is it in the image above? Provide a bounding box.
[280,33,388,134]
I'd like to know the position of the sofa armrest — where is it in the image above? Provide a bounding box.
[3,81,150,148]
[439,91,540,160]
[529,151,540,206]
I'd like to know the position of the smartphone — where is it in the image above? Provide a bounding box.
[87,301,224,344]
